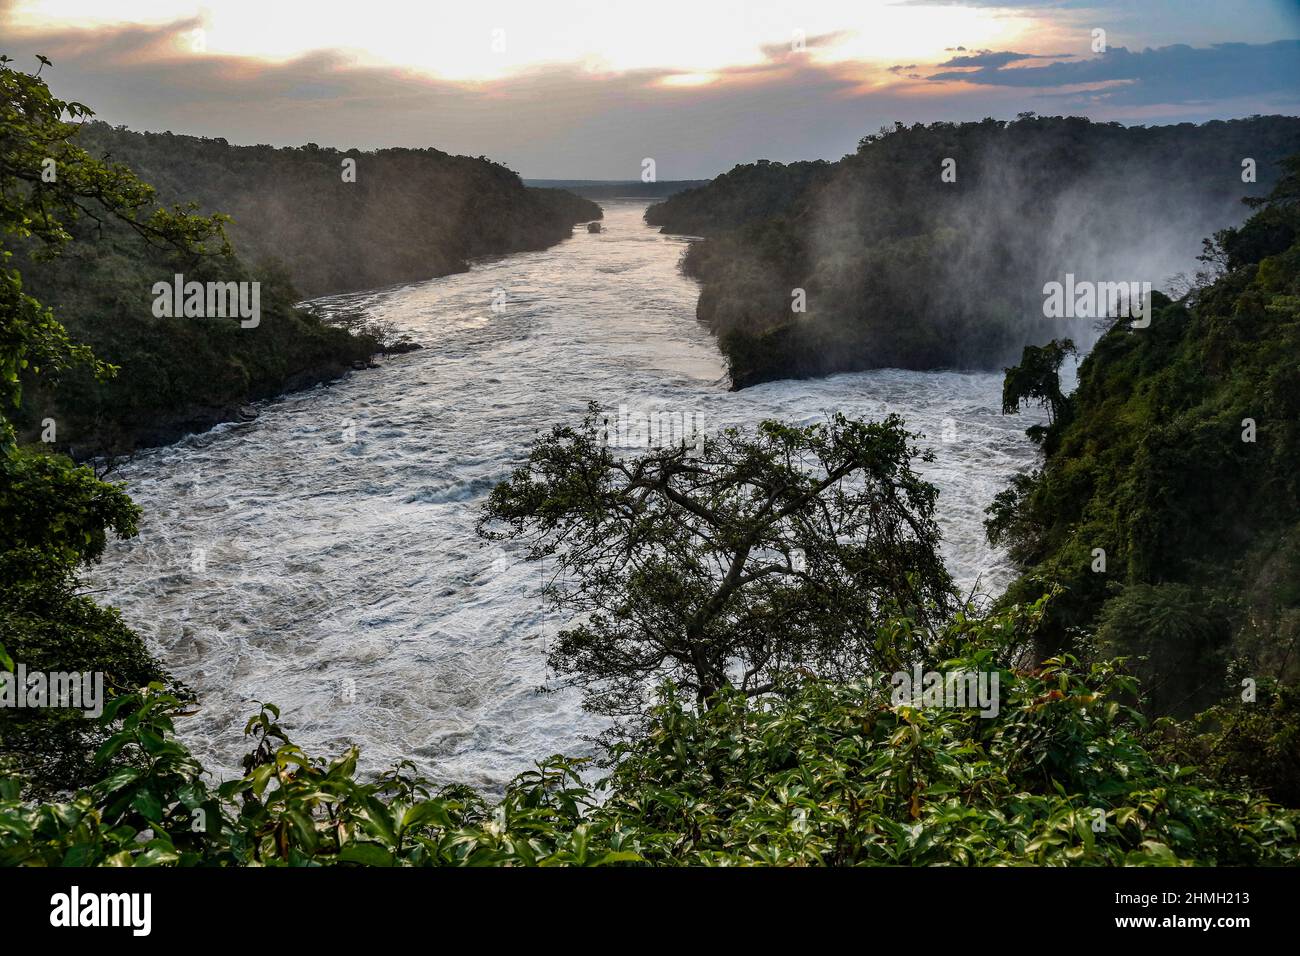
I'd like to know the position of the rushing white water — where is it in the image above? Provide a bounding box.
[91,200,1047,790]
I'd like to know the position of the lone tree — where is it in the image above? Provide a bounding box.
[1001,338,1076,444]
[479,405,954,717]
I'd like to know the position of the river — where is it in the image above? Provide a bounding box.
[91,199,1047,789]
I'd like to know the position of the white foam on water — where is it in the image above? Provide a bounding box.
[90,200,1047,790]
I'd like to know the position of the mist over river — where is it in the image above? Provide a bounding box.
[91,200,1048,789]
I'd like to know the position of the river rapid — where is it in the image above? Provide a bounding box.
[92,199,1047,789]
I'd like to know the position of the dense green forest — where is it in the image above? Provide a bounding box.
[644,159,832,236]
[1,59,221,797]
[648,115,1300,388]
[8,114,598,458]
[985,155,1300,803]
[12,239,380,459]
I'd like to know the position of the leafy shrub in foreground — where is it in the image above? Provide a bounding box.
[1148,678,1300,809]
[2,603,1294,867]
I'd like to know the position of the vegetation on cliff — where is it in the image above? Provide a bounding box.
[66,122,602,299]
[987,156,1300,802]
[1,57,206,793]
[649,115,1300,388]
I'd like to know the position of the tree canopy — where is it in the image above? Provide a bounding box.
[479,404,954,715]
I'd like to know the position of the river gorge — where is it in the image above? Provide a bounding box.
[91,199,1047,789]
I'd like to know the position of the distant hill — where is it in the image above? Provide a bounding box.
[76,123,602,298]
[524,179,709,200]
[646,115,1300,388]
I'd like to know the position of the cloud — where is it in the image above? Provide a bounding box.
[758,30,854,61]
[937,49,1071,68]
[3,10,1296,178]
[926,40,1300,106]
[904,1,1119,7]
[0,14,884,178]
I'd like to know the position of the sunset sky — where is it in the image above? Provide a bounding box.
[3,0,1298,178]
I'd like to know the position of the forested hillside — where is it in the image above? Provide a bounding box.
[648,115,1300,387]
[643,161,830,234]
[11,235,377,458]
[989,155,1300,689]
[74,122,601,297]
[985,156,1300,802]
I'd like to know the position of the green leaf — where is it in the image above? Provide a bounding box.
[338,843,395,867]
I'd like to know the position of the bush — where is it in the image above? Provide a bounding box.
[1148,679,1300,808]
[1095,583,1235,717]
[3,602,1295,867]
